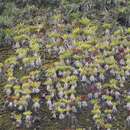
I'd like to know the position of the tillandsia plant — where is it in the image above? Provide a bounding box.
[44,15,130,130]
[1,3,130,129]
[2,23,43,129]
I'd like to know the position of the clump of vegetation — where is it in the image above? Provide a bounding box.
[0,1,130,130]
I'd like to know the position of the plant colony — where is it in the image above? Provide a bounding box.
[0,1,130,130]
